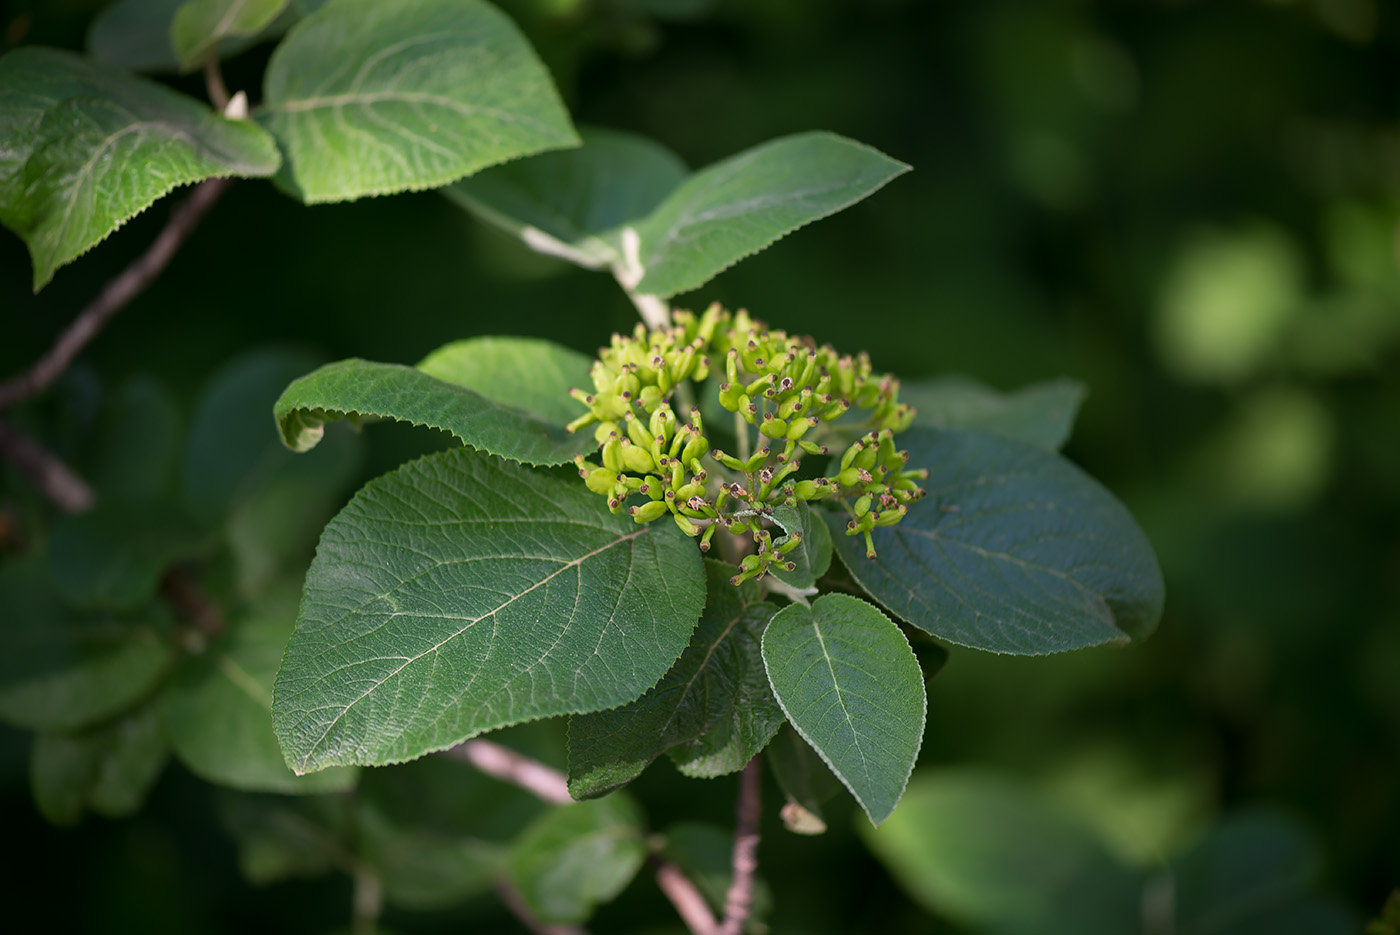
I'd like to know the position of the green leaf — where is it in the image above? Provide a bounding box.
[357,803,503,910]
[567,559,783,798]
[88,0,290,71]
[902,376,1087,452]
[0,560,173,732]
[30,701,168,826]
[505,795,648,925]
[272,447,706,773]
[760,593,924,825]
[415,336,594,427]
[631,131,909,297]
[274,357,593,466]
[0,47,280,290]
[770,503,832,590]
[826,428,1164,655]
[765,722,843,835]
[444,127,688,269]
[863,770,1144,935]
[218,794,344,884]
[172,0,289,71]
[163,601,358,793]
[88,376,183,502]
[258,0,579,204]
[46,502,202,612]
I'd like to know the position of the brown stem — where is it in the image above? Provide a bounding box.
[494,877,588,935]
[654,857,720,935]
[160,566,225,639]
[0,177,231,412]
[443,738,574,805]
[718,758,763,935]
[0,418,95,512]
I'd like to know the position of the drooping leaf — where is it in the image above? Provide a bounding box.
[567,560,783,798]
[0,561,173,732]
[273,357,593,466]
[272,447,706,774]
[258,0,578,204]
[505,795,648,925]
[0,47,280,290]
[826,427,1164,655]
[162,601,358,793]
[765,722,844,835]
[902,376,1086,452]
[770,503,832,590]
[30,701,168,826]
[415,336,594,427]
[444,127,688,269]
[171,0,289,71]
[760,593,925,825]
[863,770,1145,935]
[631,132,909,297]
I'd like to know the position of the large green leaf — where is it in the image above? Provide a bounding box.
[29,701,168,826]
[444,127,688,269]
[505,795,648,925]
[826,428,1164,655]
[902,376,1086,452]
[415,336,594,427]
[162,603,358,793]
[0,561,173,732]
[257,0,578,204]
[272,447,706,773]
[0,47,280,290]
[274,356,593,466]
[631,132,909,297]
[760,593,924,825]
[172,0,289,71]
[863,770,1145,935]
[567,560,783,798]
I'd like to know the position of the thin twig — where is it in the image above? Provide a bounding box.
[718,758,763,935]
[654,857,720,935]
[495,877,588,935]
[443,738,574,805]
[0,177,232,412]
[203,51,230,111]
[0,418,95,512]
[351,865,384,935]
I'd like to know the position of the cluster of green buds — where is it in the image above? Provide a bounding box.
[568,304,927,585]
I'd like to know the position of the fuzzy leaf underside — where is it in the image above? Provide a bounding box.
[0,46,280,289]
[258,0,579,203]
[272,447,706,774]
[827,428,1164,655]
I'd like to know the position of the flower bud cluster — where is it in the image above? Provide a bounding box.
[568,304,926,585]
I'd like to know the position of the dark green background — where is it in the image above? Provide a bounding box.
[3,0,1397,931]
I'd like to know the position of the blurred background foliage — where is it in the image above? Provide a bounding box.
[2,0,1397,931]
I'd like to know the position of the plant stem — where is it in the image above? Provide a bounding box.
[0,177,231,412]
[444,738,574,804]
[350,865,383,935]
[203,51,230,111]
[495,878,588,935]
[0,419,94,512]
[654,857,720,934]
[734,409,751,462]
[718,758,763,935]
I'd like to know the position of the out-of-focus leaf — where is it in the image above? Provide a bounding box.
[30,701,167,825]
[171,0,289,71]
[46,503,202,612]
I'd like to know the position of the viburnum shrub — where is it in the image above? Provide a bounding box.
[0,1,1164,931]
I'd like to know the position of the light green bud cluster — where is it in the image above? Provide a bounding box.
[568,304,926,585]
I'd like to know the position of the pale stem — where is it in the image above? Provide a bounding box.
[444,738,574,805]
[350,865,383,935]
[495,878,588,935]
[654,858,720,935]
[203,51,230,111]
[734,409,751,462]
[718,758,763,935]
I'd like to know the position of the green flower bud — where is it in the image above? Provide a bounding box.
[759,414,788,440]
[620,439,655,474]
[584,468,616,497]
[673,512,700,537]
[630,500,669,524]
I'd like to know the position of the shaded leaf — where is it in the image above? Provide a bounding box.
[0,560,172,732]
[87,376,182,502]
[218,793,345,885]
[30,701,167,826]
[163,601,358,793]
[444,127,688,269]
[826,428,1164,655]
[172,0,289,71]
[0,47,279,289]
[902,376,1086,452]
[765,722,843,835]
[273,357,593,466]
[760,593,924,825]
[46,503,202,612]
[863,769,1144,935]
[567,559,783,798]
[632,131,909,297]
[415,336,593,427]
[770,503,832,590]
[258,0,578,203]
[357,803,503,910]
[272,447,706,773]
[506,795,647,925]
[87,0,290,71]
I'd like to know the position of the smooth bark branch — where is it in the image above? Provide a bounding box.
[655,858,720,935]
[444,738,574,805]
[0,418,95,512]
[718,758,763,935]
[0,176,232,412]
